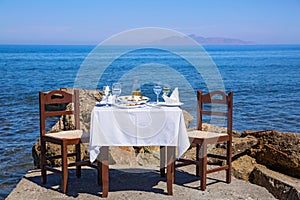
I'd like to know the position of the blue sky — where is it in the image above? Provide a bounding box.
[0,0,299,45]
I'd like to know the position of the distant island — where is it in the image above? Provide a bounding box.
[143,34,254,46]
[189,34,254,45]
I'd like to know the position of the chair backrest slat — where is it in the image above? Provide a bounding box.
[201,90,228,104]
[43,90,74,104]
[44,110,74,117]
[202,110,228,117]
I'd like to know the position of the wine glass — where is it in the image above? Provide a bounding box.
[103,85,111,106]
[112,83,122,103]
[162,84,171,96]
[153,84,162,104]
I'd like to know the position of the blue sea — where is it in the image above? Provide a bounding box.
[0,44,299,198]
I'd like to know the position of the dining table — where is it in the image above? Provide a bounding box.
[89,102,190,197]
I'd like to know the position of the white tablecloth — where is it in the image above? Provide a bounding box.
[89,105,190,162]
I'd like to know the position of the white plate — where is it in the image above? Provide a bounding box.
[117,95,150,104]
[157,102,184,107]
[114,103,145,109]
[95,102,109,107]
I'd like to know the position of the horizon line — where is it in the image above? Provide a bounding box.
[1,43,300,46]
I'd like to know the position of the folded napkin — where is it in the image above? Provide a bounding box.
[162,87,180,104]
[100,95,116,104]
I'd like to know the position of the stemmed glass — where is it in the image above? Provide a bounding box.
[162,84,171,96]
[103,85,111,106]
[153,84,162,104]
[112,83,122,103]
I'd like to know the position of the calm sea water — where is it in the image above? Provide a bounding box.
[0,44,299,198]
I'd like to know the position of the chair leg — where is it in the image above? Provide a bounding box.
[61,142,68,194]
[97,160,102,185]
[226,140,232,183]
[160,146,166,177]
[75,143,81,178]
[196,144,200,177]
[40,140,47,184]
[199,143,207,191]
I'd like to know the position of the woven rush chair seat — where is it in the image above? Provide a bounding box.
[187,130,228,140]
[45,130,83,139]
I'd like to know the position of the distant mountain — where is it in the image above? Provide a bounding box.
[143,34,253,46]
[189,34,253,45]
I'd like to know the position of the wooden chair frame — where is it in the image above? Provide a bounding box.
[176,90,233,191]
[39,89,100,193]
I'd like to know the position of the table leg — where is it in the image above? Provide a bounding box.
[166,146,175,195]
[160,146,166,177]
[100,146,109,198]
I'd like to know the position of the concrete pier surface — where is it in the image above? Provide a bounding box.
[7,165,276,200]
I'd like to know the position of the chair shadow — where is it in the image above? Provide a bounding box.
[174,168,227,190]
[25,167,167,198]
[25,167,226,197]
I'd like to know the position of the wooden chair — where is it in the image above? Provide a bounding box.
[39,89,100,193]
[176,90,233,191]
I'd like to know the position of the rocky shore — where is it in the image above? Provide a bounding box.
[12,88,300,199]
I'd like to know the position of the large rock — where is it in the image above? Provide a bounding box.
[61,88,102,134]
[242,130,300,178]
[188,128,300,181]
[232,155,257,181]
[251,164,300,200]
